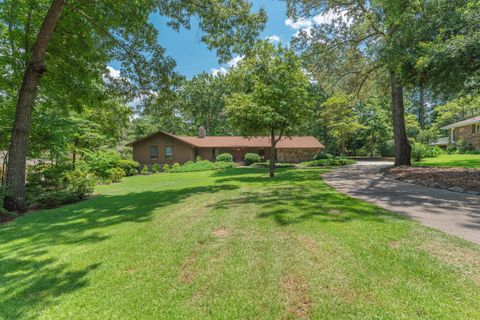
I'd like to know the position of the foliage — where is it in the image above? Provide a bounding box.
[117,160,141,176]
[162,164,171,172]
[141,166,149,175]
[411,143,429,162]
[226,42,312,176]
[299,159,355,167]
[104,168,125,183]
[167,160,235,173]
[151,163,161,173]
[314,152,334,160]
[82,151,121,180]
[216,153,233,162]
[244,153,261,166]
[63,168,96,199]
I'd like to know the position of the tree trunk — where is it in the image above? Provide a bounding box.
[3,0,65,213]
[418,84,425,130]
[390,72,411,166]
[370,132,376,158]
[269,129,276,178]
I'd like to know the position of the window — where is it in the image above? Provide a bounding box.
[165,145,173,161]
[150,145,158,160]
[475,124,480,134]
[258,148,265,157]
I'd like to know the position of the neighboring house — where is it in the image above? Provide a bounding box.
[429,136,449,148]
[441,116,480,149]
[126,128,324,166]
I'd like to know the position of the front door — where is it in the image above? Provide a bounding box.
[233,148,243,162]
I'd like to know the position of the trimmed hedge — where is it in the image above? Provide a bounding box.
[299,159,355,167]
[166,160,235,173]
[216,153,233,162]
[245,153,261,166]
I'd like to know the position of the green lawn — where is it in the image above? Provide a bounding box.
[1,168,479,319]
[414,154,480,168]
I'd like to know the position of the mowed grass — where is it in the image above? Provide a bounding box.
[1,168,479,319]
[414,154,480,168]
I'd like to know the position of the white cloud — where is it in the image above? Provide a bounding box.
[285,18,312,30]
[107,66,121,78]
[227,55,244,68]
[266,35,281,43]
[312,9,351,26]
[210,67,228,76]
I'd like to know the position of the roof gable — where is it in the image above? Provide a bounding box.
[441,116,480,130]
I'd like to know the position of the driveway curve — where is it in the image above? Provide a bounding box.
[322,161,480,244]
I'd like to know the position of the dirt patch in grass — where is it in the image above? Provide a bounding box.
[385,166,480,192]
[212,228,229,238]
[421,240,480,285]
[281,275,312,318]
[390,240,400,250]
[179,252,198,284]
[299,235,318,252]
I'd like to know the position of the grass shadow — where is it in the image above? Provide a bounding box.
[0,183,238,319]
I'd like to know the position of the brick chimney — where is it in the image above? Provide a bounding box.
[198,126,206,138]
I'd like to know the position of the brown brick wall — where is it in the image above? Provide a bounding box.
[277,148,320,163]
[132,133,195,166]
[454,125,480,150]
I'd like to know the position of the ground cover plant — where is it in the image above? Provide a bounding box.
[1,168,479,319]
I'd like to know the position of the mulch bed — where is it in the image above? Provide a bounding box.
[385,166,480,193]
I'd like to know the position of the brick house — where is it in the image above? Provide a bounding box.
[441,116,480,149]
[126,128,324,166]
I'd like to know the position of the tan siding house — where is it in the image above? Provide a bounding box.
[441,116,480,150]
[126,129,324,166]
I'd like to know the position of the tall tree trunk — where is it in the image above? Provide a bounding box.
[3,0,65,213]
[269,129,276,178]
[418,84,425,130]
[390,72,411,166]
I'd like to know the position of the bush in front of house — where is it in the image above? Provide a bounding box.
[162,164,170,172]
[140,165,149,174]
[166,160,235,173]
[117,159,141,176]
[314,152,334,160]
[105,167,125,183]
[216,153,233,162]
[151,163,161,173]
[299,158,355,167]
[245,153,261,166]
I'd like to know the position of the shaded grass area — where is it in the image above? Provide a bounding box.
[1,168,479,319]
[415,154,480,168]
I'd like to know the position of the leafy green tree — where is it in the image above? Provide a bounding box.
[287,0,449,166]
[226,42,312,177]
[320,94,363,156]
[1,0,266,212]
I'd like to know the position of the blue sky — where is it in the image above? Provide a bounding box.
[110,1,330,78]
[151,1,294,78]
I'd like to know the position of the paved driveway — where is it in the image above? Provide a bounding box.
[322,161,480,244]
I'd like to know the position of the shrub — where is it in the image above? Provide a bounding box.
[151,163,161,173]
[195,156,202,162]
[424,145,444,158]
[184,160,195,166]
[117,159,140,176]
[27,163,72,190]
[171,163,181,171]
[166,160,234,173]
[28,189,80,209]
[83,150,121,179]
[314,152,334,160]
[162,164,170,172]
[411,143,428,162]
[141,166,149,174]
[299,159,355,167]
[216,153,233,162]
[245,153,261,166]
[63,168,96,199]
[465,149,480,155]
[381,140,395,157]
[105,167,125,183]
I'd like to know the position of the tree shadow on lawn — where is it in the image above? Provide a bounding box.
[0,183,237,320]
[212,169,396,226]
